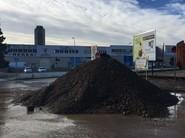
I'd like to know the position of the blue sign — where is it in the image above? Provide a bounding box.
[69,57,80,65]
[124,56,133,67]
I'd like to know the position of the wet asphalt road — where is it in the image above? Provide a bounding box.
[0,78,185,138]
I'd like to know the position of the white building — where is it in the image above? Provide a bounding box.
[5,26,177,70]
[109,45,133,67]
[5,25,133,71]
[5,44,133,71]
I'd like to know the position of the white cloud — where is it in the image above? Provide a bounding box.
[0,0,185,46]
[166,2,185,15]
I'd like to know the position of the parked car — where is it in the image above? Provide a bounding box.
[24,67,32,73]
[38,67,47,72]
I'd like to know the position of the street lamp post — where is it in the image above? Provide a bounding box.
[14,57,18,80]
[72,37,76,68]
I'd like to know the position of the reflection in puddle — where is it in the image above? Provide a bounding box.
[0,78,55,91]
[1,105,75,138]
[168,93,184,119]
[1,79,185,138]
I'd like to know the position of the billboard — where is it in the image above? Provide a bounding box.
[91,45,97,60]
[135,58,148,70]
[133,30,156,61]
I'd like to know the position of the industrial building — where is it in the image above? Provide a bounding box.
[163,45,176,67]
[176,41,185,68]
[5,44,133,71]
[5,26,133,71]
[5,25,176,71]
[34,25,45,46]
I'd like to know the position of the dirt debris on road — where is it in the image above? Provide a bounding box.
[15,55,178,117]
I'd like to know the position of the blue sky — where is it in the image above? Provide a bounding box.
[139,0,184,8]
[0,0,185,46]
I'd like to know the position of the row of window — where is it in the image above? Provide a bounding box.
[11,53,36,57]
[55,49,79,54]
[7,48,131,55]
[8,48,37,53]
[98,50,107,54]
[111,49,132,53]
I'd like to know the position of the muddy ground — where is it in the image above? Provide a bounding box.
[0,79,185,138]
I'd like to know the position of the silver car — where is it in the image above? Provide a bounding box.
[38,67,47,72]
[24,67,32,73]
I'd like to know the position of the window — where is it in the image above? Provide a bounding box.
[33,49,37,53]
[23,49,27,52]
[13,49,17,52]
[28,49,32,52]
[112,49,127,53]
[55,49,59,54]
[84,49,91,54]
[98,50,106,54]
[18,49,22,52]
[8,49,11,52]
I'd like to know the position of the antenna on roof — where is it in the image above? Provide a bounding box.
[0,18,1,28]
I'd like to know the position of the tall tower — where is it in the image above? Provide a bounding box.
[34,25,45,46]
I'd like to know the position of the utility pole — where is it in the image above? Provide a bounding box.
[162,43,165,68]
[0,18,1,28]
[72,37,76,68]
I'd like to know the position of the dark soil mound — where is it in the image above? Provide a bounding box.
[17,55,178,117]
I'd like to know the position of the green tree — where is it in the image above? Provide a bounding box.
[0,28,9,68]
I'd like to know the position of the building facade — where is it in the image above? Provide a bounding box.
[6,25,176,71]
[163,45,176,67]
[34,25,45,45]
[176,41,185,68]
[5,44,133,71]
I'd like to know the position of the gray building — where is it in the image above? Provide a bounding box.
[163,45,176,67]
[5,25,133,71]
[5,44,91,71]
[34,25,45,45]
[5,44,133,71]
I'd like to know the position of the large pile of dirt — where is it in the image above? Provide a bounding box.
[17,55,178,117]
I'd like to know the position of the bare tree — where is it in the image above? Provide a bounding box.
[0,28,9,68]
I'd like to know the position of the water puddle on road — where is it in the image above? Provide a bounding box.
[168,93,185,119]
[0,79,77,138]
[0,105,75,138]
[1,101,185,138]
[0,78,56,91]
[1,79,185,138]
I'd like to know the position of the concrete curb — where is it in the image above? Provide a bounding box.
[1,72,67,81]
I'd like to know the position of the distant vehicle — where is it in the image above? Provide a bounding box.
[38,67,47,72]
[24,67,32,73]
